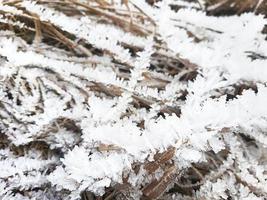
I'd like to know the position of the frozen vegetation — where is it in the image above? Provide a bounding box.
[0,0,267,199]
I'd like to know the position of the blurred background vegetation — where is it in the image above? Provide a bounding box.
[204,0,267,16]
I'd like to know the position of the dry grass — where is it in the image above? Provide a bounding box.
[206,0,267,15]
[0,1,267,199]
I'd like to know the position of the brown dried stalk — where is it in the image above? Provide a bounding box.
[144,147,176,174]
[142,165,177,199]
[97,143,124,152]
[43,23,92,56]
[67,0,152,36]
[33,14,42,45]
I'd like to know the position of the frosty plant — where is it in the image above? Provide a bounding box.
[0,0,267,199]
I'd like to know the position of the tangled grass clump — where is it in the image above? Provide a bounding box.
[1,1,267,200]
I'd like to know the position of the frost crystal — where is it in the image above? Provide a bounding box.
[1,0,267,199]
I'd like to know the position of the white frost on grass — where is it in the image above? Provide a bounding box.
[1,0,267,199]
